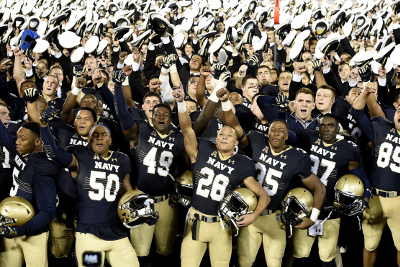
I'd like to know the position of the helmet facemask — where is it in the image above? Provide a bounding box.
[282,195,311,226]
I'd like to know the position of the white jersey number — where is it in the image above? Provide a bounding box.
[255,162,282,196]
[310,155,336,186]
[196,167,229,201]
[143,147,174,176]
[377,142,400,173]
[88,171,120,202]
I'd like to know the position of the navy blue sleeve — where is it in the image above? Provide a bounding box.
[257,95,279,123]
[0,120,16,154]
[15,157,58,236]
[350,108,375,144]
[349,166,371,199]
[97,83,117,119]
[0,71,17,111]
[40,126,74,168]
[114,84,136,131]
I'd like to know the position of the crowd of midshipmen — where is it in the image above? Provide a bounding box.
[0,0,400,266]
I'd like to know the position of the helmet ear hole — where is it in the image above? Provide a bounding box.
[0,197,35,226]
[117,190,158,228]
[218,188,258,227]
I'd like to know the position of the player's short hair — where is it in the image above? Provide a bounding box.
[185,98,198,107]
[88,124,111,138]
[242,76,258,87]
[49,64,64,75]
[153,103,172,117]
[21,121,40,137]
[257,65,270,73]
[143,92,162,103]
[295,87,315,100]
[318,84,336,96]
[77,107,97,122]
[270,119,289,132]
[217,125,238,140]
[319,113,339,125]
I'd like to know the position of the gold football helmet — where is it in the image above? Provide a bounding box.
[118,190,159,228]
[281,188,314,226]
[0,196,35,226]
[218,187,258,230]
[333,174,364,215]
[175,170,194,207]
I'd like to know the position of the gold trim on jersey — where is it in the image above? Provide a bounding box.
[268,143,292,156]
[155,129,174,139]
[93,151,114,161]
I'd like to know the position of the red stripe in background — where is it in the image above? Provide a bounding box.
[274,0,280,24]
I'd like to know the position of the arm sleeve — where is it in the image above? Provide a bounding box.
[15,173,57,236]
[257,95,279,122]
[96,83,117,118]
[0,120,16,153]
[114,84,136,131]
[349,166,371,199]
[349,108,375,144]
[40,126,74,168]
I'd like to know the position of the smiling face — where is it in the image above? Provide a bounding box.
[268,120,288,152]
[319,116,339,144]
[152,106,172,134]
[215,126,238,153]
[294,92,315,121]
[394,107,400,132]
[89,126,112,157]
[74,109,96,136]
[80,94,97,110]
[229,92,243,105]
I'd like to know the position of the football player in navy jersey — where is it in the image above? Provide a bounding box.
[0,121,59,267]
[350,82,400,267]
[113,70,186,263]
[292,114,371,267]
[40,116,139,267]
[0,103,12,202]
[221,88,326,267]
[174,86,270,267]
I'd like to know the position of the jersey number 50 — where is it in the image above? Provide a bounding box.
[89,171,120,202]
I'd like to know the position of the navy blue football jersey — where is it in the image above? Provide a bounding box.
[235,104,270,135]
[351,115,400,192]
[132,121,186,196]
[55,124,89,148]
[242,97,252,109]
[247,131,312,211]
[191,139,255,215]
[300,129,360,207]
[10,152,59,236]
[67,145,131,240]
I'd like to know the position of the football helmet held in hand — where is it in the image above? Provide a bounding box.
[218,188,257,229]
[333,174,365,216]
[118,190,159,228]
[175,170,194,207]
[0,197,35,226]
[281,188,314,226]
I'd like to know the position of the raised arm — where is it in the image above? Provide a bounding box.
[173,86,198,163]
[219,88,249,148]
[113,70,138,148]
[39,108,78,174]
